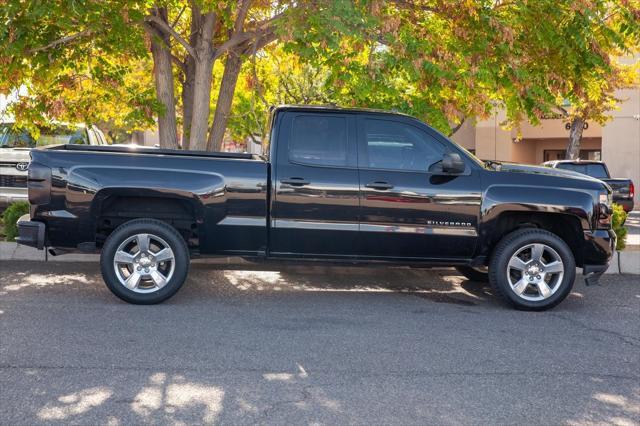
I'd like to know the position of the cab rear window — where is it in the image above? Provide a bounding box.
[556,163,608,179]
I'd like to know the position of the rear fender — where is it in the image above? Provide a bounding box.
[73,165,219,240]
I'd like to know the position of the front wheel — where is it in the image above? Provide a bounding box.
[100,218,190,304]
[489,229,575,311]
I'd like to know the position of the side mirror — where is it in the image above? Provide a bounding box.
[442,152,465,174]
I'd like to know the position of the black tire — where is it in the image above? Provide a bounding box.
[455,265,489,283]
[489,228,576,311]
[100,218,189,304]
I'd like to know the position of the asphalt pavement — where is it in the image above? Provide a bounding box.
[0,260,638,425]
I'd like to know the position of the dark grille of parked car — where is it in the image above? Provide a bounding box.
[0,175,28,188]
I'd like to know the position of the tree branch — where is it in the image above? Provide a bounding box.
[449,117,466,136]
[213,31,254,59]
[213,25,277,61]
[250,11,286,31]
[27,29,92,54]
[171,54,186,72]
[146,14,196,58]
[386,0,438,13]
[555,105,569,117]
[171,4,187,28]
[234,0,253,35]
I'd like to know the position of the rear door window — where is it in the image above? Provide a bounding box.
[289,115,349,167]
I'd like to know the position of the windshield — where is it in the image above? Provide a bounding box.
[0,124,34,148]
[0,123,88,148]
[556,163,609,179]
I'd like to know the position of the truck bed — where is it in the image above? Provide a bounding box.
[46,144,262,161]
[28,145,269,254]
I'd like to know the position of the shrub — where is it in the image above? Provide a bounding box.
[611,203,628,251]
[2,201,30,241]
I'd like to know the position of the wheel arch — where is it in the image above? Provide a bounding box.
[479,185,594,267]
[91,188,205,247]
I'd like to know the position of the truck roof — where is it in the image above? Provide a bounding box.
[272,104,415,119]
[544,159,604,165]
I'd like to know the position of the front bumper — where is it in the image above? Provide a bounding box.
[0,187,28,208]
[581,229,616,286]
[16,214,46,250]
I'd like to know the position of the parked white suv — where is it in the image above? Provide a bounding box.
[0,122,108,207]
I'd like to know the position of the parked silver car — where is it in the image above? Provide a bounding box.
[0,122,108,207]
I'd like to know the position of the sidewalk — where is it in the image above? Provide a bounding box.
[625,210,640,247]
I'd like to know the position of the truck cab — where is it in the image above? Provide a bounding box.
[268,106,481,260]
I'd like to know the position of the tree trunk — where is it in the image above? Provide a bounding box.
[181,7,201,148]
[187,12,216,152]
[181,57,195,148]
[149,8,178,149]
[208,52,243,151]
[565,117,585,160]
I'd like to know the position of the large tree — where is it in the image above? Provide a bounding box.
[285,0,640,141]
[1,0,291,150]
[2,0,638,154]
[144,1,289,150]
[0,1,157,136]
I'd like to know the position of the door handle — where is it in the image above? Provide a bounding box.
[281,177,310,186]
[366,181,394,190]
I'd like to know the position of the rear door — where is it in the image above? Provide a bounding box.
[356,114,481,260]
[270,111,360,258]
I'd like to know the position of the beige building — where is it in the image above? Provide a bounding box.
[452,85,640,206]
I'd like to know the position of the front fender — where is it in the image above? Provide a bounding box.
[481,184,595,230]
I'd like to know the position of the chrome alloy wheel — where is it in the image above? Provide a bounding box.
[506,243,564,302]
[112,233,175,293]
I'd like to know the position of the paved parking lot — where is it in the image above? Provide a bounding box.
[0,260,638,425]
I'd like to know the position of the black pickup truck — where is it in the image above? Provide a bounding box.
[18,106,615,310]
[542,160,634,212]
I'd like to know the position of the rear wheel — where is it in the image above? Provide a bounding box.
[489,228,575,311]
[455,265,489,283]
[100,218,189,304]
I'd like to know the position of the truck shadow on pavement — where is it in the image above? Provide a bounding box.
[0,260,592,309]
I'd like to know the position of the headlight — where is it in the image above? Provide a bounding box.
[597,191,612,228]
[598,192,612,206]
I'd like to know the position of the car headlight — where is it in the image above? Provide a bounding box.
[597,191,613,228]
[599,192,612,206]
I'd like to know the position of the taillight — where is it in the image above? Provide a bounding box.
[27,162,51,205]
[630,181,635,199]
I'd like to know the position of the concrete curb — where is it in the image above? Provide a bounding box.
[1,241,638,274]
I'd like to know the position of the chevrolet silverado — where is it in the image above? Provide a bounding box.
[18,106,616,310]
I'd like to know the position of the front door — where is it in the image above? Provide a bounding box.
[270,111,360,258]
[357,115,480,260]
